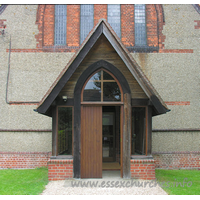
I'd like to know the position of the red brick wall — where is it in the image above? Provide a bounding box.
[94,5,107,26]
[48,159,73,181]
[121,4,135,47]
[0,19,6,35]
[194,20,200,29]
[67,5,80,47]
[130,159,156,180]
[43,5,54,46]
[153,152,200,169]
[146,4,158,47]
[35,4,165,52]
[0,152,51,169]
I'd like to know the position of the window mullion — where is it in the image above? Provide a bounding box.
[101,70,103,102]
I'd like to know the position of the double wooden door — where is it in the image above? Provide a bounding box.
[81,106,102,178]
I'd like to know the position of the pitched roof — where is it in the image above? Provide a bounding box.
[36,19,170,116]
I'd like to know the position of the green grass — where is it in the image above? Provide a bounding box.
[0,167,48,195]
[155,169,200,195]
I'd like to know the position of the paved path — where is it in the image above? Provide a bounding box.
[41,172,168,195]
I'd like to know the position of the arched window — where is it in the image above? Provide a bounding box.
[80,4,94,44]
[54,5,67,45]
[107,4,121,38]
[134,4,147,46]
[82,69,122,102]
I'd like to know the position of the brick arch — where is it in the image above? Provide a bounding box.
[121,4,165,51]
[146,4,165,49]
[35,5,80,51]
[155,4,166,49]
[35,5,55,48]
[35,5,45,48]
[35,4,165,51]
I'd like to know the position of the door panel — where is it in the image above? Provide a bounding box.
[81,106,102,178]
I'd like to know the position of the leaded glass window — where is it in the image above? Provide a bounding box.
[134,4,147,46]
[58,107,73,155]
[80,4,94,44]
[107,4,121,38]
[131,107,146,155]
[83,70,121,102]
[54,5,67,45]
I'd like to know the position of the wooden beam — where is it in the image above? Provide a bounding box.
[37,24,103,114]
[102,23,152,98]
[131,98,150,106]
[123,93,131,178]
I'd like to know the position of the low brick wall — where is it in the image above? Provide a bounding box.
[0,151,51,169]
[130,159,156,180]
[48,159,73,181]
[153,151,200,169]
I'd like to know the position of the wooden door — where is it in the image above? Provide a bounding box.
[81,106,102,178]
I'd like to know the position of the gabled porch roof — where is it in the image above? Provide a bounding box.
[36,19,170,116]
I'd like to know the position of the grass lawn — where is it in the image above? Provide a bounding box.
[0,167,48,195]
[155,169,200,195]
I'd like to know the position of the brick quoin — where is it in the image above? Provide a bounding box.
[35,5,46,48]
[0,19,6,28]
[0,19,6,35]
[194,20,200,29]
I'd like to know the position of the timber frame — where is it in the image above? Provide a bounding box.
[35,19,170,179]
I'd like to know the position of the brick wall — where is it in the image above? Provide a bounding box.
[67,5,80,47]
[121,4,135,47]
[94,4,107,26]
[48,159,73,181]
[146,4,158,47]
[35,4,164,51]
[0,19,6,35]
[130,159,156,180]
[194,20,200,29]
[43,5,54,46]
[0,152,51,169]
[153,152,200,169]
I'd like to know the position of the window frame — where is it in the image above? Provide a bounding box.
[134,4,147,47]
[107,4,121,39]
[56,105,74,157]
[81,68,123,105]
[80,4,94,45]
[54,4,67,46]
[131,105,148,157]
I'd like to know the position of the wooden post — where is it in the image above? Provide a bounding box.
[147,106,152,156]
[52,106,57,157]
[123,93,131,178]
[73,97,81,178]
